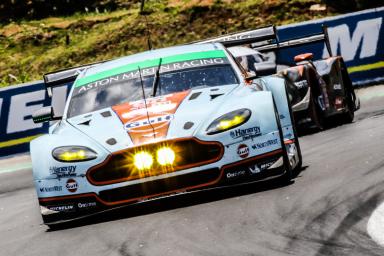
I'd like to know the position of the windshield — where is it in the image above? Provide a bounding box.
[67,53,238,118]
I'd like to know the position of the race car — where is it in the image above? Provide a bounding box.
[197,26,360,130]
[31,43,302,226]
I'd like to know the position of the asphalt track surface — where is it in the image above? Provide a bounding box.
[1,85,384,256]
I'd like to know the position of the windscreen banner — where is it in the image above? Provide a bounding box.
[0,7,383,157]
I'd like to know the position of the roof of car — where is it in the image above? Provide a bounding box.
[82,43,225,78]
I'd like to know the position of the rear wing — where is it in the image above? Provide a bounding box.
[195,25,333,57]
[37,62,104,121]
[194,25,277,47]
[43,62,104,97]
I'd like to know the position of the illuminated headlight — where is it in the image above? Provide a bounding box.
[134,151,153,170]
[52,146,97,162]
[157,147,175,166]
[206,109,251,135]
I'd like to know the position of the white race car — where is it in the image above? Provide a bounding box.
[31,43,301,226]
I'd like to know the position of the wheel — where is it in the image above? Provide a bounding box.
[273,102,292,183]
[272,82,303,182]
[280,147,292,183]
[283,83,303,175]
[285,138,302,176]
[342,98,354,123]
[308,94,324,130]
[339,64,355,124]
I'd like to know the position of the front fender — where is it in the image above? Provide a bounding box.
[30,123,109,181]
[258,76,295,141]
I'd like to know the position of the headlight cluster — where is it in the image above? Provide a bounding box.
[52,146,97,162]
[206,109,251,135]
[133,147,176,170]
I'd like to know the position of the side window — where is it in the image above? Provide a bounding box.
[235,56,249,72]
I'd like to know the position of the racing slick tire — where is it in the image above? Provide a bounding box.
[273,102,292,183]
[342,97,355,124]
[340,62,355,124]
[308,93,325,131]
[284,84,303,175]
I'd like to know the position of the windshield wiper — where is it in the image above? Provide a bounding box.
[151,58,162,97]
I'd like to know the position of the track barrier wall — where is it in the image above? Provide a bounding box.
[0,7,383,157]
[277,7,384,86]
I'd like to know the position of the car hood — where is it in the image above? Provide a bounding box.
[66,85,238,153]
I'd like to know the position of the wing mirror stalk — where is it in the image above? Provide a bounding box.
[32,106,62,123]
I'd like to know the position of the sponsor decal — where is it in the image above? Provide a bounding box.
[260,161,274,170]
[39,186,62,193]
[230,126,261,140]
[211,30,265,42]
[49,165,77,178]
[248,164,261,174]
[226,170,246,179]
[248,160,275,175]
[294,80,308,89]
[237,144,249,158]
[66,179,78,193]
[113,91,190,145]
[75,53,228,93]
[125,114,174,131]
[122,101,177,119]
[251,139,278,150]
[333,84,342,90]
[78,202,97,209]
[47,204,75,212]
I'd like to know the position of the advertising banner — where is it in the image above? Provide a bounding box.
[0,82,69,156]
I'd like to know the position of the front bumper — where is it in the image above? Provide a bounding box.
[39,149,285,224]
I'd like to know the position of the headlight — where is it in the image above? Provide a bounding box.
[52,146,97,162]
[206,109,251,135]
[134,151,153,170]
[157,147,175,166]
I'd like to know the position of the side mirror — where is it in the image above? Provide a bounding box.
[294,53,313,63]
[254,63,276,76]
[32,106,57,123]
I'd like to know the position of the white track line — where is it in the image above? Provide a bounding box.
[0,162,32,174]
[0,154,32,174]
[367,201,384,247]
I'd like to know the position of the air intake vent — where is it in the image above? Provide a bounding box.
[210,94,224,100]
[189,92,202,100]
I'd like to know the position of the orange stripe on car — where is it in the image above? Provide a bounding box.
[284,139,295,144]
[112,90,190,145]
